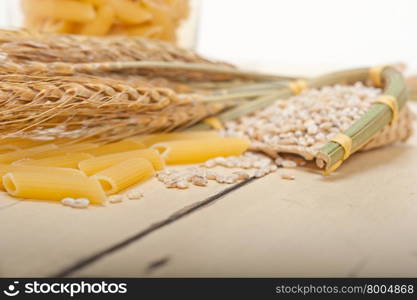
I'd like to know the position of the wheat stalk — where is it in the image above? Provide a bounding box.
[0,29,217,64]
[0,27,289,142]
[0,74,232,142]
[0,29,294,82]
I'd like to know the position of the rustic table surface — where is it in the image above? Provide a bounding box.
[1,105,416,278]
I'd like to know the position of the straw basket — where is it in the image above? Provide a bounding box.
[189,66,413,175]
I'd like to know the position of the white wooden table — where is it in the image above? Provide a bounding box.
[1,111,416,278]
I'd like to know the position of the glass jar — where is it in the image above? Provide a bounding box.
[2,0,199,49]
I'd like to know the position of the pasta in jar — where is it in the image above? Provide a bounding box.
[20,0,191,43]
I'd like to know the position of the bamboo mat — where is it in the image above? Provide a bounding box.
[1,110,416,278]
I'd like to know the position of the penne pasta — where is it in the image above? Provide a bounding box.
[48,138,82,145]
[0,144,58,164]
[168,0,190,20]
[3,171,105,204]
[142,0,176,41]
[0,145,20,152]
[22,0,96,23]
[85,140,145,156]
[81,4,114,36]
[0,164,85,190]
[22,0,189,41]
[81,0,109,6]
[125,24,163,38]
[13,153,94,169]
[24,15,44,29]
[129,131,220,147]
[152,137,250,164]
[109,0,152,24]
[93,158,154,194]
[0,148,14,155]
[0,138,47,149]
[79,149,164,176]
[39,18,77,34]
[29,143,98,159]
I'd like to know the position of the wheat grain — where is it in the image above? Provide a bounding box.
[281,174,295,180]
[108,195,123,203]
[224,82,382,160]
[126,189,144,200]
[156,151,280,190]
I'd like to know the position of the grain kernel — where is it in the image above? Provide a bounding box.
[281,174,295,180]
[190,175,208,187]
[176,180,189,189]
[108,195,123,203]
[233,171,250,180]
[127,189,143,200]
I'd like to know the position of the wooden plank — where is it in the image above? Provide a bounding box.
[0,166,236,277]
[0,191,19,209]
[1,111,416,277]
[70,138,417,277]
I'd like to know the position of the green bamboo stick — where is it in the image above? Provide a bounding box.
[190,67,373,130]
[198,87,287,102]
[316,67,407,172]
[308,67,369,88]
[188,90,291,131]
[406,75,417,101]
[73,61,295,81]
[217,81,291,93]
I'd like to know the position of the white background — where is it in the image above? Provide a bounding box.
[197,0,417,75]
[1,0,416,75]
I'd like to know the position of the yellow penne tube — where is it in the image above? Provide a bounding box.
[129,131,220,147]
[24,15,44,29]
[81,4,114,36]
[170,0,190,20]
[14,153,94,169]
[79,149,164,175]
[109,0,152,24]
[85,140,145,156]
[93,158,154,194]
[22,0,96,23]
[152,137,250,164]
[0,145,20,152]
[3,171,105,204]
[29,143,98,159]
[51,137,100,145]
[0,149,14,155]
[142,0,175,41]
[0,144,58,164]
[125,24,163,38]
[81,0,109,6]
[48,138,81,145]
[0,138,47,149]
[39,18,76,34]
[0,164,85,190]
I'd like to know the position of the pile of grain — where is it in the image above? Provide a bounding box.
[155,83,383,189]
[223,82,382,160]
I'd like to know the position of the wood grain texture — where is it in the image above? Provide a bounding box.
[0,116,416,278]
[71,124,417,277]
[0,166,232,277]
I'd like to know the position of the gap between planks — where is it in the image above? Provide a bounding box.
[52,177,257,278]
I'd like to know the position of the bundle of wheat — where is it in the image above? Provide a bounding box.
[0,29,213,64]
[0,74,230,142]
[0,29,291,82]
[0,30,291,143]
[0,30,412,176]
